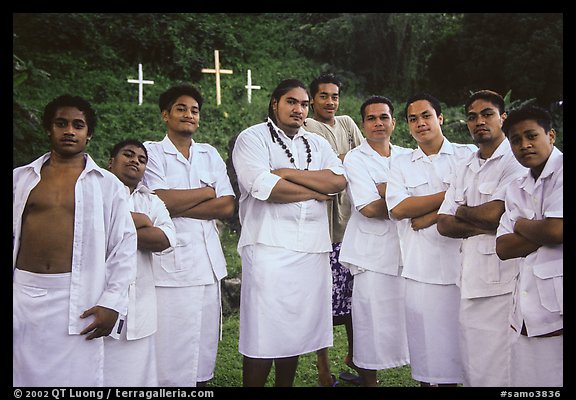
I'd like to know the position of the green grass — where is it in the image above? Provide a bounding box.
[211,311,418,387]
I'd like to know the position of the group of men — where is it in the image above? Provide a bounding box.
[13,73,563,388]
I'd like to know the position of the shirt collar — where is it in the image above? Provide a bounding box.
[27,152,104,178]
[411,137,453,161]
[520,146,563,190]
[267,117,308,140]
[132,180,154,196]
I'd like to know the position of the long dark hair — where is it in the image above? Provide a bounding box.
[267,79,309,124]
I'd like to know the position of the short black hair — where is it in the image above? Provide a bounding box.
[110,139,148,159]
[502,105,552,137]
[309,73,342,98]
[404,92,442,121]
[42,94,97,135]
[360,95,395,121]
[465,90,506,115]
[159,84,204,112]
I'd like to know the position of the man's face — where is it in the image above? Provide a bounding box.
[406,99,444,145]
[109,144,148,189]
[163,95,200,136]
[312,83,339,123]
[362,102,396,144]
[508,119,555,170]
[273,87,309,134]
[49,106,91,157]
[466,99,505,145]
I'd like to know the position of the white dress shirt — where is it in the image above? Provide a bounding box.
[13,153,137,334]
[386,138,477,284]
[232,117,344,253]
[340,139,412,274]
[143,136,235,287]
[232,118,345,253]
[126,182,177,339]
[497,147,563,337]
[438,138,527,298]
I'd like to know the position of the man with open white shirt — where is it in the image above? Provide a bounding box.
[232,79,346,387]
[339,95,411,387]
[437,90,527,386]
[13,95,137,387]
[142,84,235,387]
[386,92,476,386]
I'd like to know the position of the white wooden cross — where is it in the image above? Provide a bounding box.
[244,69,261,104]
[201,50,233,106]
[127,63,154,105]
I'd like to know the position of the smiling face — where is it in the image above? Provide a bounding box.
[162,95,200,137]
[311,83,339,124]
[109,144,148,191]
[406,99,444,146]
[49,106,91,158]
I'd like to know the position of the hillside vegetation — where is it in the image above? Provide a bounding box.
[13,13,563,169]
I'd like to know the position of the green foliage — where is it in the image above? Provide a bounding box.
[425,13,563,106]
[13,12,563,170]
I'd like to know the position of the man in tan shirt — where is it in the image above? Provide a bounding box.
[305,73,364,386]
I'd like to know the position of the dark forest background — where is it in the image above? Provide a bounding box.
[13,13,563,169]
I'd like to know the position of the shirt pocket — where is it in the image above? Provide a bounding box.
[358,218,390,236]
[354,219,391,256]
[454,187,468,205]
[476,238,500,283]
[533,258,563,313]
[476,237,517,284]
[405,175,427,195]
[510,207,535,221]
[198,169,217,188]
[166,173,188,188]
[156,231,194,273]
[478,180,497,196]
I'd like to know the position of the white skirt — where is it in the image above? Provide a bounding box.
[103,316,158,387]
[155,285,204,386]
[13,269,104,387]
[352,270,409,370]
[459,294,514,387]
[239,244,333,358]
[405,279,464,384]
[510,333,563,387]
[196,281,221,382]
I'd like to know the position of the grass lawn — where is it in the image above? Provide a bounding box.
[211,311,419,387]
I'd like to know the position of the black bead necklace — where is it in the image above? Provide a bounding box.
[267,121,312,170]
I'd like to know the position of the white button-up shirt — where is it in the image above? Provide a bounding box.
[340,139,412,275]
[126,182,177,340]
[13,153,137,334]
[497,147,563,337]
[438,138,528,298]
[386,138,477,284]
[143,136,235,286]
[232,119,345,253]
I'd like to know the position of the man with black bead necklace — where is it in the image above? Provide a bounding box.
[232,78,347,387]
